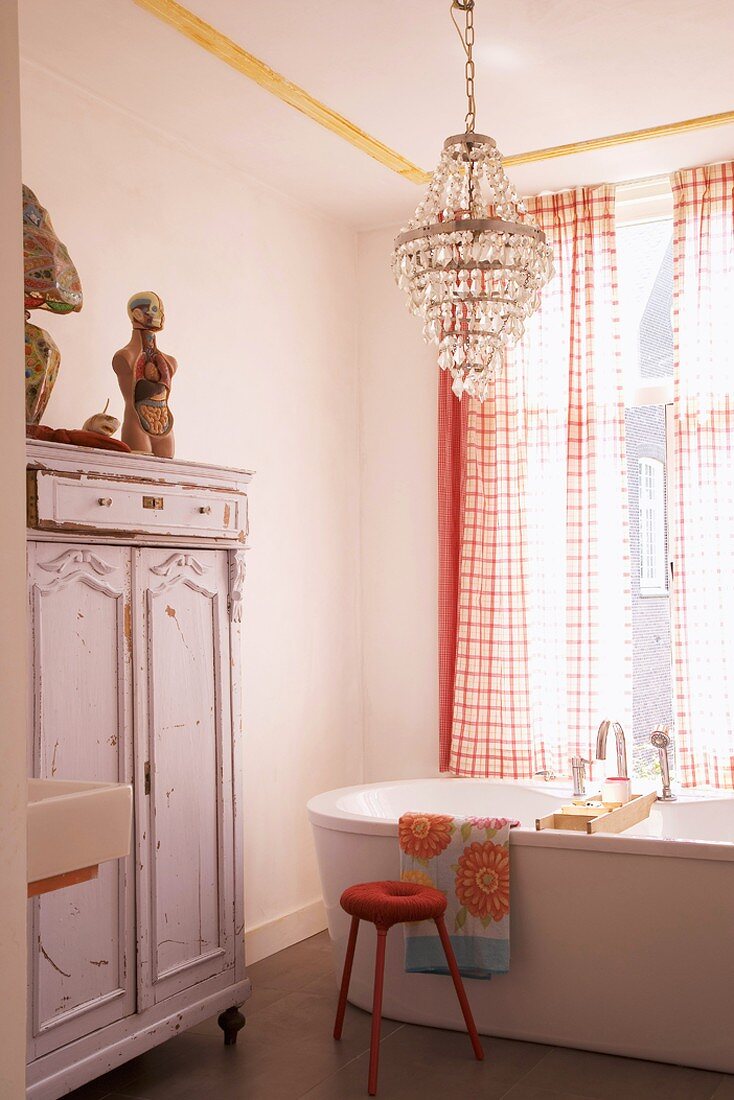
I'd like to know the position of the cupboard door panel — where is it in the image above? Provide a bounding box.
[27,543,135,1058]
[134,550,234,1004]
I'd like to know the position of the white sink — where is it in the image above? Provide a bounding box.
[27,778,133,888]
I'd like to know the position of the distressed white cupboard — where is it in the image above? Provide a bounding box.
[26,441,253,1100]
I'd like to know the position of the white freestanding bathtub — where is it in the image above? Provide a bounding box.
[307,778,734,1073]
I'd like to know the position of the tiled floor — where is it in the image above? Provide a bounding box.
[66,931,731,1100]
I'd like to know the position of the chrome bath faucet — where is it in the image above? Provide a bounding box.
[596,719,629,777]
[570,756,591,798]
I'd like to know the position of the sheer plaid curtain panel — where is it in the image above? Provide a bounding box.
[439,186,631,778]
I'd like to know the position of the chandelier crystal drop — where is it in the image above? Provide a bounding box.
[391,0,554,400]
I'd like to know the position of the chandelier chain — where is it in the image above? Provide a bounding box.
[392,0,553,401]
[450,0,477,132]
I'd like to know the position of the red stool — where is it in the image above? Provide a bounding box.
[333,880,483,1095]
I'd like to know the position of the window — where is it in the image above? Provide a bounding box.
[616,180,675,776]
[638,457,666,595]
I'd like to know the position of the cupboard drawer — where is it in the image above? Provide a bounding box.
[28,470,247,541]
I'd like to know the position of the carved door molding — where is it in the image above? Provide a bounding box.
[132,547,235,1007]
[27,543,135,1058]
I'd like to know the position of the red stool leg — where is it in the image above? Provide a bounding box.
[334,915,360,1039]
[367,927,388,1096]
[434,916,484,1061]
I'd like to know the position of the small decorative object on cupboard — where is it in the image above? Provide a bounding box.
[82,398,121,438]
[391,0,553,400]
[112,291,177,458]
[22,184,83,423]
[26,424,131,453]
[24,319,60,425]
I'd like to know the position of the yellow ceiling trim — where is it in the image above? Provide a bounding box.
[133,0,734,185]
[131,0,427,183]
[504,110,734,169]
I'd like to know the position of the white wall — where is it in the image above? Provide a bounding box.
[357,228,440,782]
[0,3,29,1095]
[20,61,363,959]
[19,52,443,976]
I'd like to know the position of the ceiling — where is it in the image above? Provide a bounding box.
[19,0,734,230]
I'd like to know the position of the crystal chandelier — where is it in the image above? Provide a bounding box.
[391,0,554,400]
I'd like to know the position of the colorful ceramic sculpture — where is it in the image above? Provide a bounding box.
[22,184,83,423]
[112,292,177,458]
[25,317,61,425]
[23,185,83,314]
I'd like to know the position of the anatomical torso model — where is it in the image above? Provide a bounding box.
[112,291,177,457]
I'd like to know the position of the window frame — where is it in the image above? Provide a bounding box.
[616,177,676,593]
[617,182,677,773]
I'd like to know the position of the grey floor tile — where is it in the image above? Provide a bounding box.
[521,1047,722,1100]
[189,983,291,1036]
[305,1025,549,1100]
[65,1056,160,1099]
[99,1095,153,1099]
[62,1082,119,1100]
[501,1084,596,1100]
[65,929,731,1100]
[114,992,400,1100]
[300,969,340,998]
[246,930,332,993]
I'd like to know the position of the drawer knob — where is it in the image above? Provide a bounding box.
[98,497,113,507]
[199,505,212,515]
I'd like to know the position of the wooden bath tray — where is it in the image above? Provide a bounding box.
[535,791,657,835]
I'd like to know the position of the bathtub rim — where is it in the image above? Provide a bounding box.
[307,776,734,863]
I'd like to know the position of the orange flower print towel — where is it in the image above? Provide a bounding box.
[398,813,518,979]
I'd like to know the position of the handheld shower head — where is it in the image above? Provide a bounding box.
[650,726,676,800]
[650,729,671,750]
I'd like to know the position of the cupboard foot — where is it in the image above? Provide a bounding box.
[218,1004,246,1046]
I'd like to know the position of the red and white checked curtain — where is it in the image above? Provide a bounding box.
[672,163,734,787]
[439,186,631,777]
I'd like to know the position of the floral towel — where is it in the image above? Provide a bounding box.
[399,812,518,980]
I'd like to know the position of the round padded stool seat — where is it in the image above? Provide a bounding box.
[339,880,447,928]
